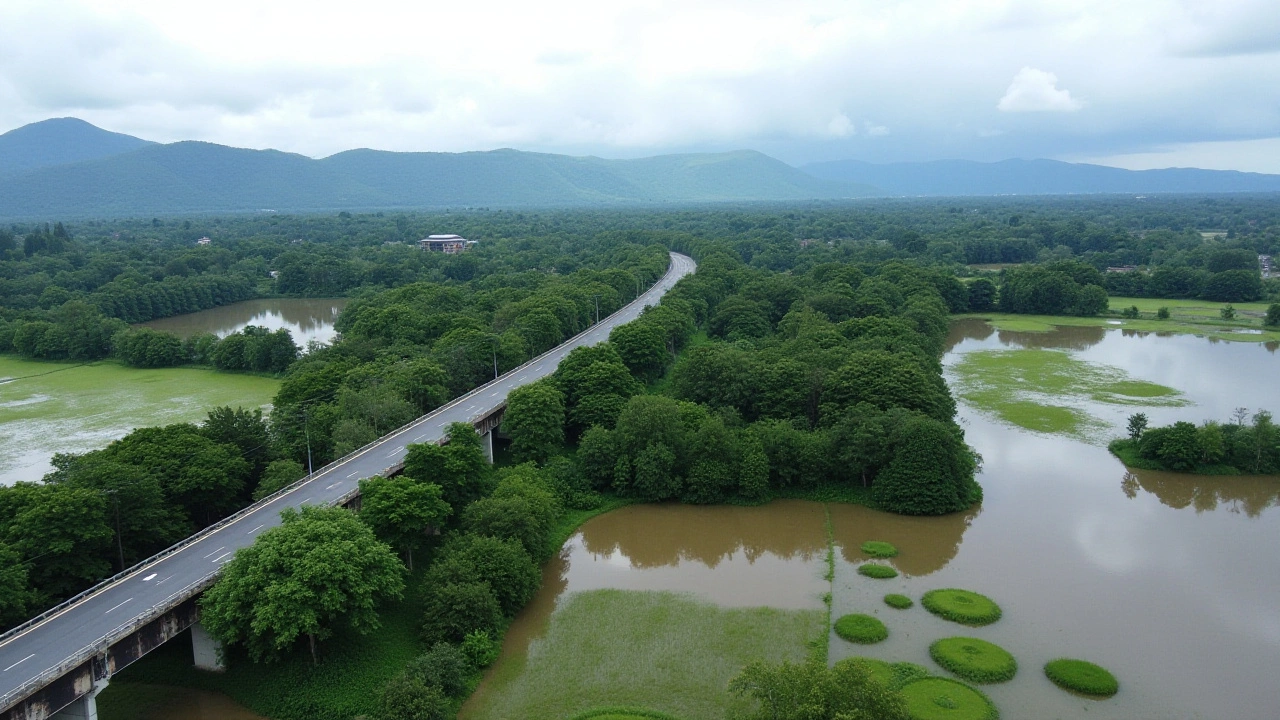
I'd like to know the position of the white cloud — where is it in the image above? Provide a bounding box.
[0,0,1276,169]
[997,67,1084,112]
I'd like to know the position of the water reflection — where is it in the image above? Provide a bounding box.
[945,318,1107,353]
[827,503,979,576]
[139,298,347,346]
[1122,469,1280,517]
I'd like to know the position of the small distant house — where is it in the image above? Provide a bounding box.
[1260,255,1273,278]
[418,234,477,254]
[196,237,212,246]
[1106,265,1139,273]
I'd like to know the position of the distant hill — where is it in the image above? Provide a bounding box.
[0,118,154,179]
[0,120,872,218]
[801,158,1280,196]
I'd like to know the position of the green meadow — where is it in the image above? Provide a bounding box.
[950,348,1188,439]
[0,355,279,483]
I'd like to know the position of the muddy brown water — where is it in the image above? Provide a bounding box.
[139,298,347,346]
[134,320,1280,720]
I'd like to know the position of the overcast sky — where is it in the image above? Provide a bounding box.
[1,0,1278,171]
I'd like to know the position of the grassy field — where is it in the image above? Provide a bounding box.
[0,355,279,484]
[459,590,825,720]
[950,348,1187,439]
[956,296,1280,344]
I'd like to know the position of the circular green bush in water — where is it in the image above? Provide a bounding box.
[858,563,899,579]
[900,677,999,720]
[1044,659,1119,698]
[861,540,899,558]
[929,637,1017,683]
[921,589,1002,626]
[839,658,931,691]
[885,593,914,609]
[834,613,889,644]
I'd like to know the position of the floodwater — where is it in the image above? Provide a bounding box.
[103,685,267,720]
[140,298,347,346]
[140,320,1280,720]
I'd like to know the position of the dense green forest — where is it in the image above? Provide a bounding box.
[2,194,1277,365]
[1111,411,1279,476]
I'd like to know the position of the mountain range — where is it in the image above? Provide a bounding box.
[0,118,1277,219]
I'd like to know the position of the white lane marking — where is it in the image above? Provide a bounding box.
[248,524,265,534]
[155,575,173,585]
[212,553,231,563]
[3,654,35,672]
[202,547,225,559]
[326,481,341,490]
[141,573,157,581]
[385,449,400,459]
[105,598,133,614]
[347,471,359,478]
[415,434,427,441]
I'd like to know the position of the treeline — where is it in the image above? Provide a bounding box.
[0,407,308,628]
[1111,411,1279,475]
[1100,248,1265,302]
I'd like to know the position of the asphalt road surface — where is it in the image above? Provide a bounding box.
[0,251,696,712]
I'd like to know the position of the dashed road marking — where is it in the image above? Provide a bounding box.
[104,598,132,614]
[212,553,231,563]
[202,547,225,559]
[248,524,264,534]
[142,573,157,581]
[3,654,34,672]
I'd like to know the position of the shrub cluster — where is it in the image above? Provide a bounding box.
[833,614,889,644]
[375,642,470,720]
[1043,658,1119,698]
[929,637,1018,683]
[1117,409,1279,475]
[858,564,899,579]
[921,589,1003,626]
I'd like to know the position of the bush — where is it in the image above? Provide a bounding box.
[858,563,899,579]
[404,642,467,697]
[376,672,452,720]
[1044,658,1119,697]
[421,582,503,644]
[1157,307,1170,319]
[884,593,913,609]
[872,416,980,516]
[899,677,998,720]
[921,589,1002,626]
[426,534,541,615]
[833,614,889,644]
[929,637,1017,683]
[861,540,899,558]
[461,629,500,669]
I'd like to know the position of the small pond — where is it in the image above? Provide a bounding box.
[139,298,347,346]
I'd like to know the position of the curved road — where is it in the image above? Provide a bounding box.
[0,252,696,712]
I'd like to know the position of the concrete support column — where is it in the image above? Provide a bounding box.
[51,679,107,720]
[482,429,494,464]
[191,621,225,672]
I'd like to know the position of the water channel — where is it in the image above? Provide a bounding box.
[139,298,348,345]
[108,321,1280,720]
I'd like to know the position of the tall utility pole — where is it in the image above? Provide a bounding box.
[592,294,601,324]
[104,489,124,572]
[491,338,499,379]
[303,407,313,475]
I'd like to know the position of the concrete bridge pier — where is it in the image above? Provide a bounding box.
[50,679,107,720]
[191,621,225,672]
[482,429,494,463]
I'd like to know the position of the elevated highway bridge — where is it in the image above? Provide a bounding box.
[0,252,695,720]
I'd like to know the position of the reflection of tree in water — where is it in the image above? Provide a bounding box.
[578,502,827,570]
[1122,470,1280,518]
[273,299,346,333]
[828,503,980,577]
[944,318,1107,353]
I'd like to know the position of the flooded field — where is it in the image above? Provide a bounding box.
[140,298,347,346]
[106,319,1280,719]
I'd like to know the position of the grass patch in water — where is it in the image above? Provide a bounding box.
[858,563,898,579]
[929,637,1017,683]
[900,677,999,720]
[921,589,1002,626]
[462,590,823,720]
[950,348,1186,439]
[884,593,914,610]
[833,614,888,644]
[1043,658,1119,698]
[861,540,899,558]
[955,308,1280,344]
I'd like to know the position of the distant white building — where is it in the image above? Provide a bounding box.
[196,237,212,246]
[418,234,477,254]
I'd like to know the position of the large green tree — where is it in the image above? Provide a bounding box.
[200,505,405,664]
[502,380,566,463]
[359,476,451,569]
